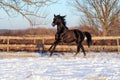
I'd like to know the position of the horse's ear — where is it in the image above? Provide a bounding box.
[54,14,56,17]
[62,15,66,18]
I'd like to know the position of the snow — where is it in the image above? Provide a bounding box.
[0,52,120,80]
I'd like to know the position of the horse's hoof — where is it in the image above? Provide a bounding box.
[49,53,53,57]
[49,55,52,58]
[61,52,65,55]
[48,50,50,53]
[83,55,87,58]
[73,54,77,57]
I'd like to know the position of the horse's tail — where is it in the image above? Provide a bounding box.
[83,32,92,47]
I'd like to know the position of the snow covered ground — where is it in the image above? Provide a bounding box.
[0,52,120,80]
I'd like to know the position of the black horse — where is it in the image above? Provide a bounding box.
[48,14,92,57]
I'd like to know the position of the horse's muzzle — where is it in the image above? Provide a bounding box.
[51,23,55,27]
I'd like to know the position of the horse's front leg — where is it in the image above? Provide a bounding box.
[48,40,57,51]
[50,41,59,57]
[49,33,59,52]
[48,42,55,51]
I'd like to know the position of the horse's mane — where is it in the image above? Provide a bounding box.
[57,15,68,29]
[61,16,66,26]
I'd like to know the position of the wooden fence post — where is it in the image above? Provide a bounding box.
[37,35,45,53]
[117,39,120,54]
[33,38,36,44]
[7,37,9,52]
[42,35,45,45]
[3,39,5,43]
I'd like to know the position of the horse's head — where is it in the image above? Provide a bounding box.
[52,14,66,27]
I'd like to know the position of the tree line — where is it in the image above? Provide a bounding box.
[0,26,119,36]
[0,0,120,36]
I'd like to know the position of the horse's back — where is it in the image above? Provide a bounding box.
[72,29,84,39]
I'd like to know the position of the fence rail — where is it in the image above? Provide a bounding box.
[0,36,119,53]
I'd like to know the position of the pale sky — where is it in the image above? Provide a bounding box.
[0,0,81,30]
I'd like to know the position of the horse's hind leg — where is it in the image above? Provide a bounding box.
[80,44,86,56]
[74,44,81,57]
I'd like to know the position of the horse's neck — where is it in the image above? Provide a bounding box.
[64,26,68,31]
[57,24,68,34]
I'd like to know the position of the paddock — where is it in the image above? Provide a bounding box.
[0,36,120,80]
[0,52,120,80]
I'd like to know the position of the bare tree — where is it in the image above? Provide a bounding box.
[69,0,120,36]
[0,0,57,27]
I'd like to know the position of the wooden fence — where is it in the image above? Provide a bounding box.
[0,36,120,53]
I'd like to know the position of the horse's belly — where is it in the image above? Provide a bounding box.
[62,31,76,43]
[63,37,76,43]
